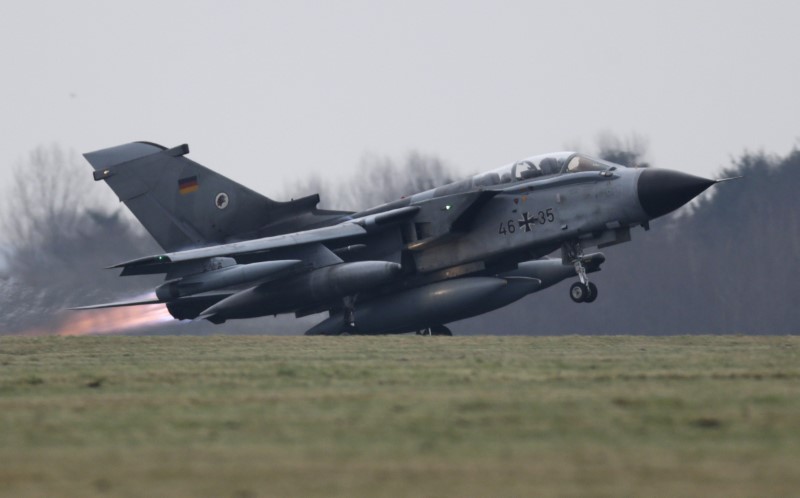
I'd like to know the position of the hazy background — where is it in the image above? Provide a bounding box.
[1,1,799,194]
[0,1,798,335]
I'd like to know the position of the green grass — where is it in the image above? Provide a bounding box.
[0,336,798,497]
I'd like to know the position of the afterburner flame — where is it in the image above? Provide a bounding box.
[56,304,174,336]
[21,301,175,336]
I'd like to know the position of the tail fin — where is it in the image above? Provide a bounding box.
[84,142,348,251]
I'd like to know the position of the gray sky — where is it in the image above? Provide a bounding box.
[1,0,798,203]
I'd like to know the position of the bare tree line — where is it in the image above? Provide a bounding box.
[0,146,453,335]
[286,151,454,211]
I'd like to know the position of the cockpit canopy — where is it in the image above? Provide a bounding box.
[471,152,625,187]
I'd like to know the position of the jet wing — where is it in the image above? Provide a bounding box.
[109,206,419,275]
[111,223,366,274]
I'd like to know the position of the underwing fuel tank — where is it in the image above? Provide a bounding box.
[155,260,301,300]
[306,254,607,335]
[306,277,512,335]
[199,261,402,322]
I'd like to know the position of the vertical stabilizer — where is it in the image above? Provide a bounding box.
[84,142,344,251]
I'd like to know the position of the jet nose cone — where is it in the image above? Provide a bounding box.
[637,169,715,219]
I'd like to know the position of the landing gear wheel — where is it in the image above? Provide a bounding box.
[584,282,598,303]
[430,325,453,336]
[570,282,589,303]
[417,326,452,336]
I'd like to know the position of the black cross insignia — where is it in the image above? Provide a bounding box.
[518,211,535,232]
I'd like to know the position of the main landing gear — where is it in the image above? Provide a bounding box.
[417,325,453,336]
[569,281,597,303]
[563,241,598,304]
[343,295,358,331]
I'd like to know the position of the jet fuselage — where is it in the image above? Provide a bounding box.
[79,144,717,335]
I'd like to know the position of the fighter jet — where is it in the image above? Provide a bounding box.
[76,142,723,335]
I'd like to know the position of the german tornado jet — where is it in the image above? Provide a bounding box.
[76,142,722,335]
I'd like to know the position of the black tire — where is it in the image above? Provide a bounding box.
[570,282,588,303]
[430,325,453,336]
[584,282,598,303]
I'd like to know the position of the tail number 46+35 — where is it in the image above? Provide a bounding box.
[499,208,555,235]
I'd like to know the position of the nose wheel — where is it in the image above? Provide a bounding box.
[563,241,599,303]
[570,281,598,303]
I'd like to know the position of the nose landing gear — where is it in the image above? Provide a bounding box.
[563,241,598,303]
[569,281,598,303]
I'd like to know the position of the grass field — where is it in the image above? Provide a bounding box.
[0,335,798,497]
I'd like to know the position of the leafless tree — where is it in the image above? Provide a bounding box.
[595,131,651,168]
[288,151,454,211]
[0,145,158,333]
[2,145,115,259]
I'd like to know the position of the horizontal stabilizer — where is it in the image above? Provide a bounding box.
[69,296,163,310]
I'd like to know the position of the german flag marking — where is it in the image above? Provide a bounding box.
[178,176,199,194]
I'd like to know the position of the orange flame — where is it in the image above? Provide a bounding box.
[22,302,175,336]
[58,304,175,336]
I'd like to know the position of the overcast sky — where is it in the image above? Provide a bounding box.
[1,0,798,203]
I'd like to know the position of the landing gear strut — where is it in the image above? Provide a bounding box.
[563,241,598,303]
[343,295,357,331]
